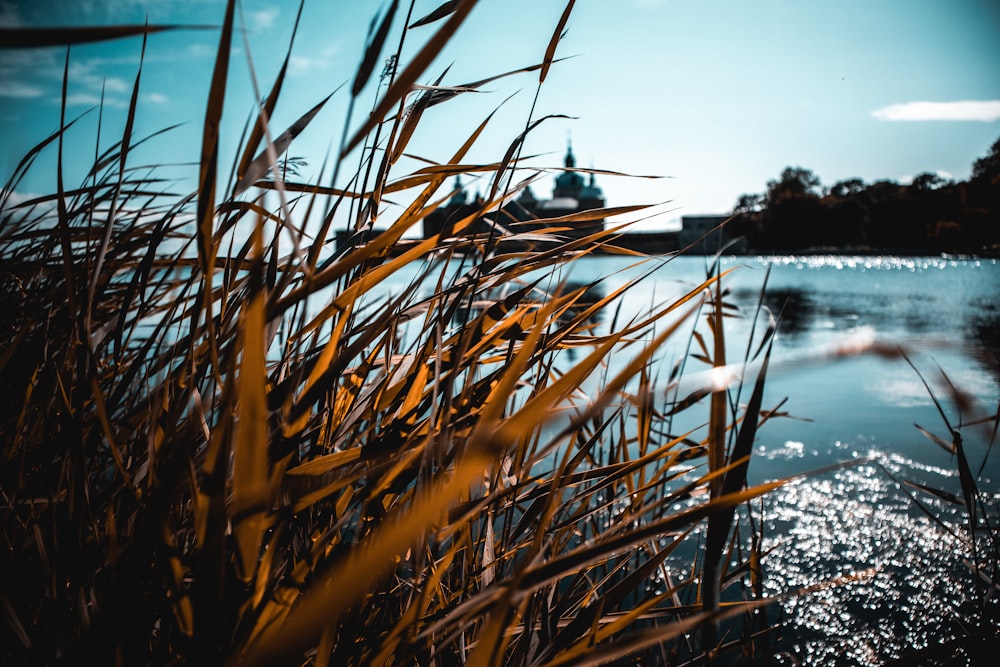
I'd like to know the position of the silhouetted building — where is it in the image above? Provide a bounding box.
[422,140,606,243]
[411,140,750,256]
[678,215,746,254]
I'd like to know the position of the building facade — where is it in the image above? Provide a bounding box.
[678,215,746,254]
[418,142,743,255]
[422,141,606,242]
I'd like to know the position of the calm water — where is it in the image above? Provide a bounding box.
[386,254,999,663]
[571,254,1000,664]
[529,255,998,470]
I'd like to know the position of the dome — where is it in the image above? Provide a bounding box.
[554,170,584,194]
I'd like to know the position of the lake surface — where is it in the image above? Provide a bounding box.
[569,254,1000,664]
[385,253,998,663]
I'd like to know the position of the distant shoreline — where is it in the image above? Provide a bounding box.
[366,232,1000,260]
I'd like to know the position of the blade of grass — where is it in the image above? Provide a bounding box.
[352,0,399,97]
[234,0,305,185]
[341,0,478,157]
[193,0,236,381]
[237,432,507,667]
[230,217,270,583]
[234,92,334,196]
[409,0,461,28]
[0,24,207,48]
[539,0,575,84]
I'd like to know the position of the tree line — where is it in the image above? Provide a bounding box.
[729,137,1000,255]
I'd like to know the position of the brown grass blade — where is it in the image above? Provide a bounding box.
[0,25,207,48]
[914,422,957,455]
[1,112,90,208]
[409,0,461,28]
[249,180,363,198]
[55,48,78,316]
[285,447,363,477]
[352,0,399,96]
[388,68,451,165]
[0,596,32,650]
[703,336,773,643]
[231,236,270,582]
[193,0,236,379]
[539,0,576,84]
[87,28,147,331]
[233,0,305,184]
[708,274,727,497]
[515,481,790,602]
[540,600,769,667]
[238,439,503,667]
[234,92,334,196]
[489,113,574,201]
[341,0,478,157]
[902,480,966,506]
[531,202,654,226]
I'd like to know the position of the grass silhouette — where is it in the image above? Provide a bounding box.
[2,2,996,665]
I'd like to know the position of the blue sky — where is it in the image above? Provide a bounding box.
[2,0,999,231]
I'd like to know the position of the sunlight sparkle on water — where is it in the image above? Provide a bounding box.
[742,255,997,272]
[756,450,997,665]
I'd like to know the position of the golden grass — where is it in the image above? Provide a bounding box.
[2,1,995,665]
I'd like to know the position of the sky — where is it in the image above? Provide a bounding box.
[1,0,999,231]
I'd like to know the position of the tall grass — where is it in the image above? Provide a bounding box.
[5,1,990,665]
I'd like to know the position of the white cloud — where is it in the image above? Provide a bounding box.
[3,191,45,208]
[0,49,60,84]
[68,61,132,93]
[872,100,1000,122]
[868,377,931,408]
[103,77,131,93]
[247,7,279,31]
[63,92,125,108]
[0,82,45,98]
[290,44,342,76]
[145,92,168,104]
[186,43,216,59]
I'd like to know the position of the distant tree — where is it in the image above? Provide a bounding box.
[909,172,947,191]
[766,166,822,204]
[738,146,999,254]
[860,180,929,249]
[733,192,765,215]
[967,137,1000,251]
[972,136,1000,182]
[829,178,866,198]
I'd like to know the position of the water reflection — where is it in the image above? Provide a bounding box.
[755,450,999,665]
[969,300,1000,384]
[557,281,606,326]
[402,255,999,662]
[733,285,869,339]
[731,262,997,371]
[443,280,607,331]
[753,287,815,336]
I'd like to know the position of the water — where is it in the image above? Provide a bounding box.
[571,254,1000,664]
[380,253,998,662]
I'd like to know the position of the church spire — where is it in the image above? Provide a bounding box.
[553,136,584,199]
[564,137,576,169]
[448,174,467,206]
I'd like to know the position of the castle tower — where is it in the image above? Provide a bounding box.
[552,139,585,200]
